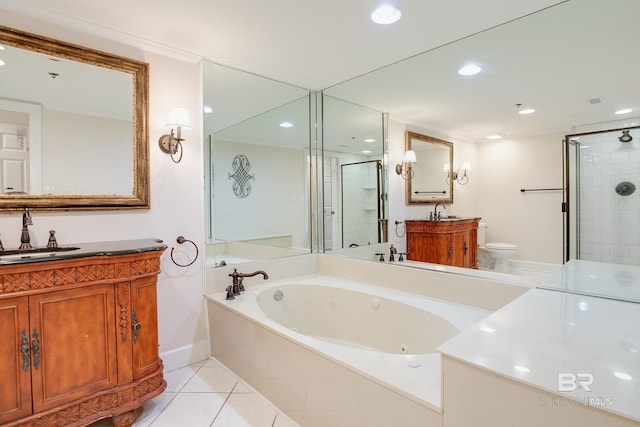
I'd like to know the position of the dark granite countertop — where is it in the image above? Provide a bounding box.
[405,217,481,222]
[0,238,167,265]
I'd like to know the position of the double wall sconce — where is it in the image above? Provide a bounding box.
[395,150,417,180]
[159,107,192,163]
[444,162,471,185]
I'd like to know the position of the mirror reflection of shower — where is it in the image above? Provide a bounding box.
[565,122,640,265]
[320,94,387,251]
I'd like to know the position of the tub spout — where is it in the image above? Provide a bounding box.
[229,269,269,295]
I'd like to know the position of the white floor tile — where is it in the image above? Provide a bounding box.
[149,392,227,427]
[133,392,177,427]
[181,365,239,393]
[212,393,276,427]
[163,365,200,392]
[87,357,301,427]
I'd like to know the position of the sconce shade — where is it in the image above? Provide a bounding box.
[160,107,192,163]
[395,150,416,180]
[460,161,471,171]
[443,163,450,172]
[402,150,417,163]
[166,107,192,128]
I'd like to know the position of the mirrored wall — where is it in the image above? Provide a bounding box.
[205,0,640,275]
[204,62,314,266]
[204,63,388,266]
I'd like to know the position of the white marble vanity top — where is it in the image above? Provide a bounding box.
[539,259,640,303]
[437,288,640,422]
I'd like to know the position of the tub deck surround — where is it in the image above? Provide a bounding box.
[315,253,532,311]
[207,274,490,414]
[539,259,640,303]
[437,288,640,423]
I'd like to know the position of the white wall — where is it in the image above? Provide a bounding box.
[43,109,132,194]
[477,133,564,264]
[0,11,208,370]
[388,118,564,264]
[213,140,306,248]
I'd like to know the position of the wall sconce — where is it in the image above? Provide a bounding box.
[395,150,417,180]
[445,161,471,185]
[158,107,192,163]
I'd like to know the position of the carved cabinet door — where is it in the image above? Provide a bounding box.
[130,276,161,380]
[0,296,32,424]
[29,284,118,413]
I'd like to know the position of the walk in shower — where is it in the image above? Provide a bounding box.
[564,123,640,265]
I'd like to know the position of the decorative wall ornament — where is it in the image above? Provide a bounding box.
[228,154,254,198]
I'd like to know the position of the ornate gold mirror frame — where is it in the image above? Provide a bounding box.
[0,25,149,210]
[405,131,454,205]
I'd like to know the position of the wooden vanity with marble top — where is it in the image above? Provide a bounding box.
[0,239,167,427]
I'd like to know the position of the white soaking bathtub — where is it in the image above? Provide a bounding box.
[207,274,490,426]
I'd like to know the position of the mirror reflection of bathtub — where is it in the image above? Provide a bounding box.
[206,238,309,268]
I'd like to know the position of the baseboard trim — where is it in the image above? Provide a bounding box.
[160,340,208,372]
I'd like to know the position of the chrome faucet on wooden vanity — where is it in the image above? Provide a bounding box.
[19,208,33,250]
[226,268,269,300]
[430,202,446,221]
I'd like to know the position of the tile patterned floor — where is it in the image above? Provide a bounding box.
[90,357,300,427]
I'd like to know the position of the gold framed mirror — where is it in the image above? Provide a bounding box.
[405,131,453,205]
[0,25,149,210]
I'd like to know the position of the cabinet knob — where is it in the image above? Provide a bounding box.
[464,242,468,255]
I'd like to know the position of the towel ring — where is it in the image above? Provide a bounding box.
[171,236,198,267]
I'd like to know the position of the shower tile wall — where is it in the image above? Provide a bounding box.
[342,162,379,247]
[576,123,640,264]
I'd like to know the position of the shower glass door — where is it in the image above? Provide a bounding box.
[564,125,640,264]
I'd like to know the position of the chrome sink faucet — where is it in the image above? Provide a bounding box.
[19,208,33,250]
[431,202,446,221]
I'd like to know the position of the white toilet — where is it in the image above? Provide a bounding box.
[477,222,518,273]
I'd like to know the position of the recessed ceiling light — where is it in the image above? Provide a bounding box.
[486,134,503,140]
[0,59,5,67]
[364,138,376,143]
[371,4,401,25]
[514,365,530,373]
[615,108,633,115]
[0,45,5,50]
[518,108,535,115]
[279,121,293,128]
[361,150,372,154]
[458,64,482,76]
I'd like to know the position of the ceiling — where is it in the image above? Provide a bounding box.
[0,0,564,91]
[2,0,639,143]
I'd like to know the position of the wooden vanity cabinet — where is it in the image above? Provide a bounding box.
[406,219,479,268]
[0,249,165,427]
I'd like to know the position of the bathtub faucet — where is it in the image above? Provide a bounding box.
[228,268,269,296]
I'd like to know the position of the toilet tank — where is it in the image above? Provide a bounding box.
[477,222,487,246]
